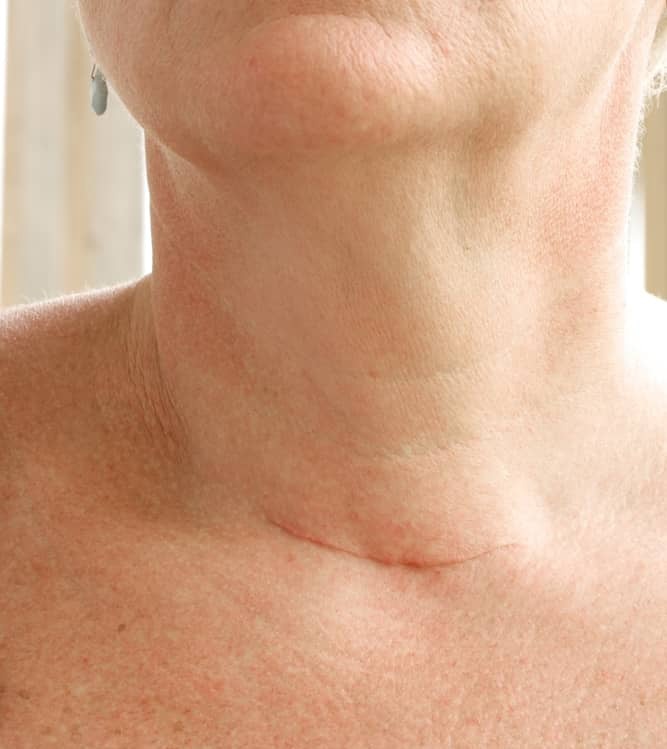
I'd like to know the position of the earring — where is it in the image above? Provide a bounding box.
[90,63,109,116]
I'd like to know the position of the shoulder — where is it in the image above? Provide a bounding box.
[592,292,667,587]
[619,290,667,496]
[625,291,667,480]
[0,282,140,490]
[628,290,667,381]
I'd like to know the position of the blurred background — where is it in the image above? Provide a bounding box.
[0,0,665,308]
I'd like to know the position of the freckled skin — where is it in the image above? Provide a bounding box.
[2,0,666,745]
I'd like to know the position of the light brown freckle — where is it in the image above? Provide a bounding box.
[117,623,127,633]
[17,689,31,700]
[173,720,184,732]
[70,724,82,738]
[41,725,54,735]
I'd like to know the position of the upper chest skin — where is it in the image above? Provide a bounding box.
[1,470,666,749]
[1,289,667,747]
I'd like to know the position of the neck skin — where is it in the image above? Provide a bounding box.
[126,18,653,571]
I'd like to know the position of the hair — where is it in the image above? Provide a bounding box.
[644,10,667,103]
[633,11,667,173]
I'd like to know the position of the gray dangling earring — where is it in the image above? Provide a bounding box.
[90,63,109,116]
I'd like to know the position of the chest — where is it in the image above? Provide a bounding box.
[1,506,666,748]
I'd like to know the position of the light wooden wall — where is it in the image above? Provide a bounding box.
[643,100,667,300]
[0,0,144,308]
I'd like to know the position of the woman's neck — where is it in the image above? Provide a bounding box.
[127,38,646,569]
